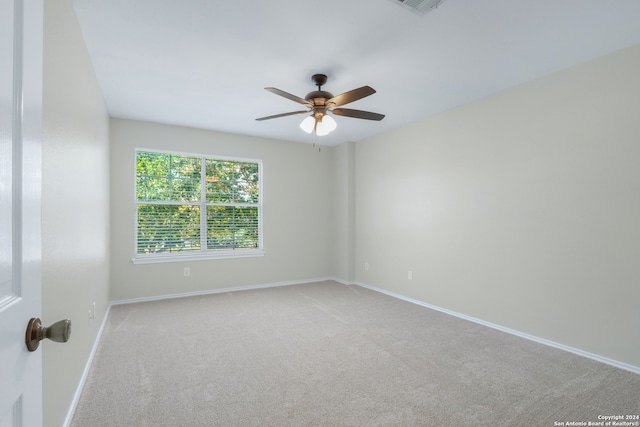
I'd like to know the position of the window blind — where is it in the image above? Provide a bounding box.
[135,150,262,259]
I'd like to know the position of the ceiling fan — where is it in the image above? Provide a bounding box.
[256,74,385,136]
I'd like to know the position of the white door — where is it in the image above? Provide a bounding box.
[0,0,44,425]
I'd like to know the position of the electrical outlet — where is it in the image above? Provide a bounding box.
[184,267,190,277]
[364,262,369,271]
[408,270,413,280]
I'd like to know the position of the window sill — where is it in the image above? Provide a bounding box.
[131,250,265,265]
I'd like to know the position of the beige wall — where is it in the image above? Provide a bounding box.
[330,142,355,283]
[109,119,335,301]
[354,44,640,368]
[42,0,110,426]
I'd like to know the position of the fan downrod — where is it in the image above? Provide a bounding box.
[304,74,333,102]
[306,74,333,102]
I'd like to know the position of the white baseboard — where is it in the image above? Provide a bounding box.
[111,277,337,306]
[62,303,112,427]
[350,280,640,376]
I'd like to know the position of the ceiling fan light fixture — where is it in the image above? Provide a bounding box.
[315,124,330,136]
[300,114,337,136]
[316,115,337,136]
[300,116,315,133]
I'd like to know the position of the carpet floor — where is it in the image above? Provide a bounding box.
[70,281,640,426]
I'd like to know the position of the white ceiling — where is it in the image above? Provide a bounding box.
[71,0,640,147]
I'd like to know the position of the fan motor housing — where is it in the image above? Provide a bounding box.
[305,90,333,104]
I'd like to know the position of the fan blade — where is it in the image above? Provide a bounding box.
[332,108,385,121]
[255,110,309,121]
[327,86,376,107]
[265,87,311,106]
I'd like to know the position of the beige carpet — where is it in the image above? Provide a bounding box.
[71,281,640,426]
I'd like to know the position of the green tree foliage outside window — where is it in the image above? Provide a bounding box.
[136,151,261,256]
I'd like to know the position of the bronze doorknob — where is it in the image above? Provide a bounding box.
[25,318,71,352]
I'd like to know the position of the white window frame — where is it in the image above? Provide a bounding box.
[132,148,264,264]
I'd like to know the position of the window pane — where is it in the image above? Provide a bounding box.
[207,180,233,203]
[206,160,233,203]
[206,160,259,204]
[207,206,259,249]
[137,204,201,253]
[137,152,201,202]
[235,161,259,204]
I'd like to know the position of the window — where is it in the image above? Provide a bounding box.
[133,150,263,264]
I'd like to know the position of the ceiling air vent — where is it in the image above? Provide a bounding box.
[389,0,447,16]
